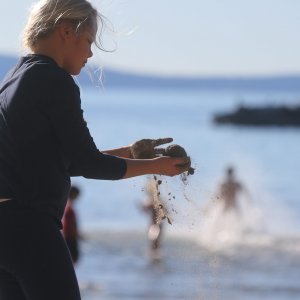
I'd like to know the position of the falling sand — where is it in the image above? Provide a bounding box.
[131,140,195,227]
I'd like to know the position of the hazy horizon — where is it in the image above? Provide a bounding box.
[1,1,300,77]
[1,54,300,80]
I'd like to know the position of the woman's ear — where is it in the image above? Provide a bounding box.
[58,21,76,41]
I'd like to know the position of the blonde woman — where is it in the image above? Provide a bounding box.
[0,0,190,299]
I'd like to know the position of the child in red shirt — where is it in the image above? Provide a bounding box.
[62,186,80,264]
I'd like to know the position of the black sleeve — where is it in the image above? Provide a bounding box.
[37,69,127,180]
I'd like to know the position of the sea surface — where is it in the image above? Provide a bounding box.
[70,85,300,300]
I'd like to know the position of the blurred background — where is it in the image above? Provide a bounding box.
[1,1,300,299]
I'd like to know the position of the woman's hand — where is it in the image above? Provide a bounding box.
[152,156,191,176]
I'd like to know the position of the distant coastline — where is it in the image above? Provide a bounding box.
[1,54,300,90]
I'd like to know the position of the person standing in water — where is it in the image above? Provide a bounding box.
[218,166,248,212]
[0,1,190,299]
[62,185,81,264]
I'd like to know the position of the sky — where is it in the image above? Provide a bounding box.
[1,0,300,77]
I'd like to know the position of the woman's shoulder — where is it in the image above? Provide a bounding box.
[24,55,74,84]
[20,55,77,87]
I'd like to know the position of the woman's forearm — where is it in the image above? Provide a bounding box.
[102,146,132,158]
[122,156,190,179]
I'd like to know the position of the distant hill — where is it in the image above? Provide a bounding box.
[96,70,300,91]
[1,54,300,90]
[0,55,18,80]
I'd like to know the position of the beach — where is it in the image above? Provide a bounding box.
[71,86,300,299]
[76,229,300,300]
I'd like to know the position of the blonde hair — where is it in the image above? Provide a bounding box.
[22,0,107,51]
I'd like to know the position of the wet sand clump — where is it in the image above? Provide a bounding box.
[130,138,173,159]
[164,144,195,175]
[131,140,195,176]
[131,139,156,159]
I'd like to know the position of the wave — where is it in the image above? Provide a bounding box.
[81,220,300,259]
[164,197,300,256]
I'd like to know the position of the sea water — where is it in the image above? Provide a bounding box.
[71,86,300,299]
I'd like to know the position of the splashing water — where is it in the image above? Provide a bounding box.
[196,195,266,250]
[153,172,300,256]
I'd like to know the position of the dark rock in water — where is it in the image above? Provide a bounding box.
[213,105,300,127]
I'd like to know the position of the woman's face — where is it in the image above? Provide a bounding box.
[62,23,96,75]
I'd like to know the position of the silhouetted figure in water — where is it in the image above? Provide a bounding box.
[218,166,248,213]
[200,166,262,246]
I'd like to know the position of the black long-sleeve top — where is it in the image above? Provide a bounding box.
[0,54,127,224]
